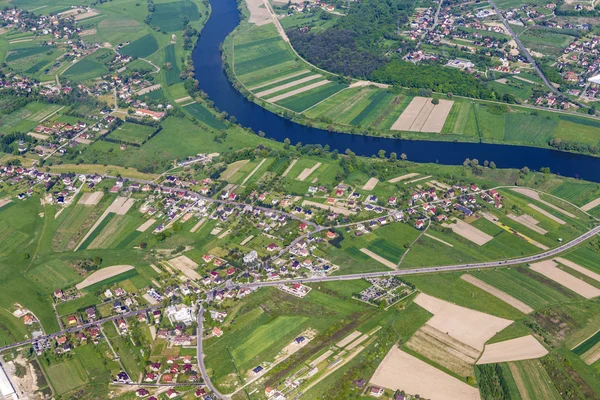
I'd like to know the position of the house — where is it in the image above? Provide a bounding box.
[135,108,165,120]
[370,386,384,397]
[252,365,264,376]
[415,220,425,229]
[326,230,337,239]
[116,371,130,383]
[162,374,173,383]
[54,289,63,299]
[136,388,149,398]
[266,243,279,252]
[67,315,77,326]
[213,326,223,337]
[23,314,35,325]
[195,388,207,398]
[145,373,156,382]
[166,389,178,399]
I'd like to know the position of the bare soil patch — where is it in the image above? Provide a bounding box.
[370,346,480,400]
[555,257,600,283]
[443,218,493,246]
[309,350,333,367]
[136,84,161,96]
[508,213,547,235]
[246,0,271,24]
[268,80,330,103]
[477,335,547,364]
[80,28,97,36]
[391,96,427,130]
[512,188,576,218]
[168,255,201,280]
[362,177,379,191]
[78,192,104,206]
[391,97,453,133]
[461,274,533,314]
[414,293,513,350]
[388,172,419,183]
[190,218,206,233]
[296,162,322,181]
[582,342,600,365]
[581,197,600,211]
[27,132,49,140]
[529,260,600,299]
[360,248,396,269]
[75,265,134,290]
[336,331,361,348]
[255,74,322,97]
[136,219,156,232]
[0,197,12,208]
[302,200,355,215]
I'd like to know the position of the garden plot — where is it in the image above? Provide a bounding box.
[255,74,322,97]
[461,274,533,314]
[362,177,379,191]
[443,219,493,246]
[477,335,548,364]
[136,219,156,232]
[387,172,419,183]
[512,187,576,218]
[268,80,331,103]
[78,192,103,206]
[296,162,321,181]
[391,97,453,133]
[360,248,396,270]
[370,346,480,400]
[414,293,513,350]
[507,213,547,235]
[530,260,600,299]
[75,265,134,290]
[168,255,201,280]
[555,257,600,283]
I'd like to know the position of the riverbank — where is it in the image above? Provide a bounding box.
[219,2,600,157]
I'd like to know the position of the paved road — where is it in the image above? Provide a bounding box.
[487,0,561,97]
[197,306,228,399]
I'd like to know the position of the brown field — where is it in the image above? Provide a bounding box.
[255,75,322,97]
[296,163,322,181]
[221,160,250,180]
[78,192,104,206]
[461,274,534,314]
[27,132,49,140]
[88,215,125,249]
[74,197,131,251]
[362,177,379,191]
[246,0,271,25]
[190,218,206,233]
[168,255,201,280]
[443,219,493,246]
[75,265,134,290]
[414,293,513,350]
[369,346,480,400]
[391,97,454,133]
[309,350,333,367]
[555,257,600,283]
[507,213,548,235]
[387,172,419,183]
[360,248,396,269]
[268,80,330,103]
[406,324,479,377]
[512,188,576,218]
[477,335,547,364]
[345,334,368,351]
[582,342,600,365]
[136,219,156,232]
[0,198,12,208]
[529,260,600,299]
[336,331,361,348]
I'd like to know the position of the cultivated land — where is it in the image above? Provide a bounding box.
[477,335,548,364]
[75,265,134,290]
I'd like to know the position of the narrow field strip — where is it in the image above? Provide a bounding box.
[75,265,134,290]
[424,233,454,247]
[477,335,548,364]
[391,96,428,131]
[405,175,432,184]
[527,203,566,225]
[512,188,577,218]
[555,257,600,283]
[190,218,206,233]
[530,260,600,299]
[581,197,600,211]
[268,80,330,103]
[461,274,534,314]
[507,213,547,235]
[360,248,397,270]
[388,173,419,183]
[281,159,297,177]
[136,219,156,232]
[256,74,322,97]
[240,158,267,186]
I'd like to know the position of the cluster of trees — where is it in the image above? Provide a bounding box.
[475,364,516,400]
[371,60,495,100]
[549,138,599,155]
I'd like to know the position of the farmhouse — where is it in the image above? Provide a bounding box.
[135,109,165,120]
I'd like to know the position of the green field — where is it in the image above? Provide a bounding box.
[506,359,562,400]
[107,122,156,145]
[63,53,110,82]
[275,82,348,113]
[120,33,159,58]
[44,358,88,396]
[5,44,50,62]
[163,44,181,86]
[184,102,227,130]
[150,0,200,32]
[573,330,600,356]
[550,181,600,207]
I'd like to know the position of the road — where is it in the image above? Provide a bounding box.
[197,306,228,399]
[487,0,561,97]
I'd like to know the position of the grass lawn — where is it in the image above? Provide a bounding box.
[150,0,200,32]
[107,122,156,145]
[184,102,227,130]
[43,357,88,396]
[120,33,159,58]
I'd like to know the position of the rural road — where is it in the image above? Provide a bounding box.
[197,305,228,399]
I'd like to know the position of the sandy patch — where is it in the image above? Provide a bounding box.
[175,96,192,103]
[309,350,333,367]
[8,38,34,44]
[249,71,310,91]
[370,346,480,400]
[246,0,271,24]
[407,324,479,376]
[345,334,369,351]
[75,265,134,290]
[414,293,513,350]
[143,293,159,305]
[477,335,548,364]
[555,257,600,283]
[443,219,493,246]
[406,175,432,184]
[530,260,600,299]
[360,248,396,269]
[526,203,566,225]
[78,192,104,206]
[388,173,419,183]
[221,160,250,180]
[218,229,231,239]
[362,177,379,191]
[136,84,161,96]
[581,197,600,211]
[461,274,533,314]
[240,158,267,185]
[150,264,162,274]
[336,331,362,348]
[136,219,156,232]
[74,10,99,20]
[0,197,12,208]
[240,235,254,246]
[27,131,49,140]
[268,80,330,103]
[507,213,547,235]
[168,255,201,280]
[296,162,322,181]
[512,188,576,218]
[391,97,453,133]
[255,75,322,97]
[190,218,206,233]
[302,200,355,215]
[281,159,297,177]
[424,233,454,247]
[6,354,40,398]
[429,180,450,190]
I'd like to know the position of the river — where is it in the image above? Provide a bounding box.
[192,0,600,182]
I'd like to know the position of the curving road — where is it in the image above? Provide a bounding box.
[197,306,228,399]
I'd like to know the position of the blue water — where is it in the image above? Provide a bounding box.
[192,0,600,182]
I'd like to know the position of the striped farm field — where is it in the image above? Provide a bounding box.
[470,267,573,310]
[256,74,324,98]
[350,90,388,126]
[184,103,227,130]
[305,86,379,124]
[275,81,347,113]
[356,93,413,130]
[249,70,313,92]
[573,330,600,355]
[550,181,600,207]
[442,101,478,136]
